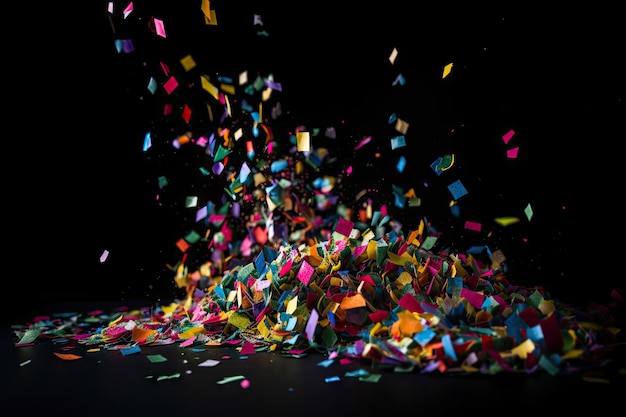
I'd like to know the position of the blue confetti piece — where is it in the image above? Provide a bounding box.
[120,346,141,356]
[447,179,468,200]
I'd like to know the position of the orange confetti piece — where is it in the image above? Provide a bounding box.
[54,352,83,361]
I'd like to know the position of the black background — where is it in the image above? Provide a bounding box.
[7,1,623,320]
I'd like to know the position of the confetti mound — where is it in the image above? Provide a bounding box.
[15,230,624,378]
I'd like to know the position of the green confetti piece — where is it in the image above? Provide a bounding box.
[147,354,168,363]
[16,328,41,344]
[156,373,181,381]
[359,373,382,383]
[217,375,245,385]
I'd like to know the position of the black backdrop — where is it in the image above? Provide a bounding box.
[7,1,623,318]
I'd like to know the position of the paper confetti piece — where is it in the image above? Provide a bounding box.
[16,328,41,345]
[464,221,482,232]
[447,179,468,200]
[494,217,520,227]
[390,135,406,150]
[147,354,168,363]
[297,260,314,286]
[217,375,245,385]
[153,17,166,38]
[100,250,109,263]
[354,135,371,151]
[502,129,515,144]
[359,373,382,383]
[240,341,257,355]
[157,373,181,381]
[120,346,141,356]
[524,203,534,221]
[392,73,406,86]
[54,352,82,361]
[507,147,519,158]
[122,2,133,18]
[389,47,398,64]
[198,359,220,367]
[396,156,406,173]
[442,62,453,78]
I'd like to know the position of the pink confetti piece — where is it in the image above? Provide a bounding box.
[507,146,519,159]
[353,135,371,151]
[296,260,314,286]
[153,18,166,37]
[464,220,482,232]
[502,129,515,144]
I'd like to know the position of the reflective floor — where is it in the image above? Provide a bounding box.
[3,300,624,415]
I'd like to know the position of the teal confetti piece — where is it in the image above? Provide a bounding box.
[120,346,141,356]
[316,359,334,368]
[345,369,370,378]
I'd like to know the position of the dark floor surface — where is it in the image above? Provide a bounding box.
[3,299,625,415]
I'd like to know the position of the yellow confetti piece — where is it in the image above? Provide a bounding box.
[494,217,521,227]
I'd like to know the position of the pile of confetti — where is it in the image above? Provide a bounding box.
[13,236,624,378]
[13,2,624,381]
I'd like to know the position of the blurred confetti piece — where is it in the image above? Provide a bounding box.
[16,329,41,345]
[464,221,481,232]
[442,62,453,78]
[389,47,398,64]
[180,54,196,72]
[198,359,220,367]
[157,373,181,381]
[100,249,109,263]
[143,132,152,151]
[396,156,406,173]
[20,360,31,367]
[345,369,370,378]
[240,341,257,355]
[611,289,623,302]
[524,203,534,221]
[354,135,371,151]
[390,135,406,150]
[147,354,168,363]
[394,118,409,134]
[392,73,406,86]
[54,352,82,361]
[122,2,133,19]
[296,131,311,152]
[240,379,251,389]
[217,375,245,385]
[359,373,382,383]
[120,346,141,356]
[495,217,520,227]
